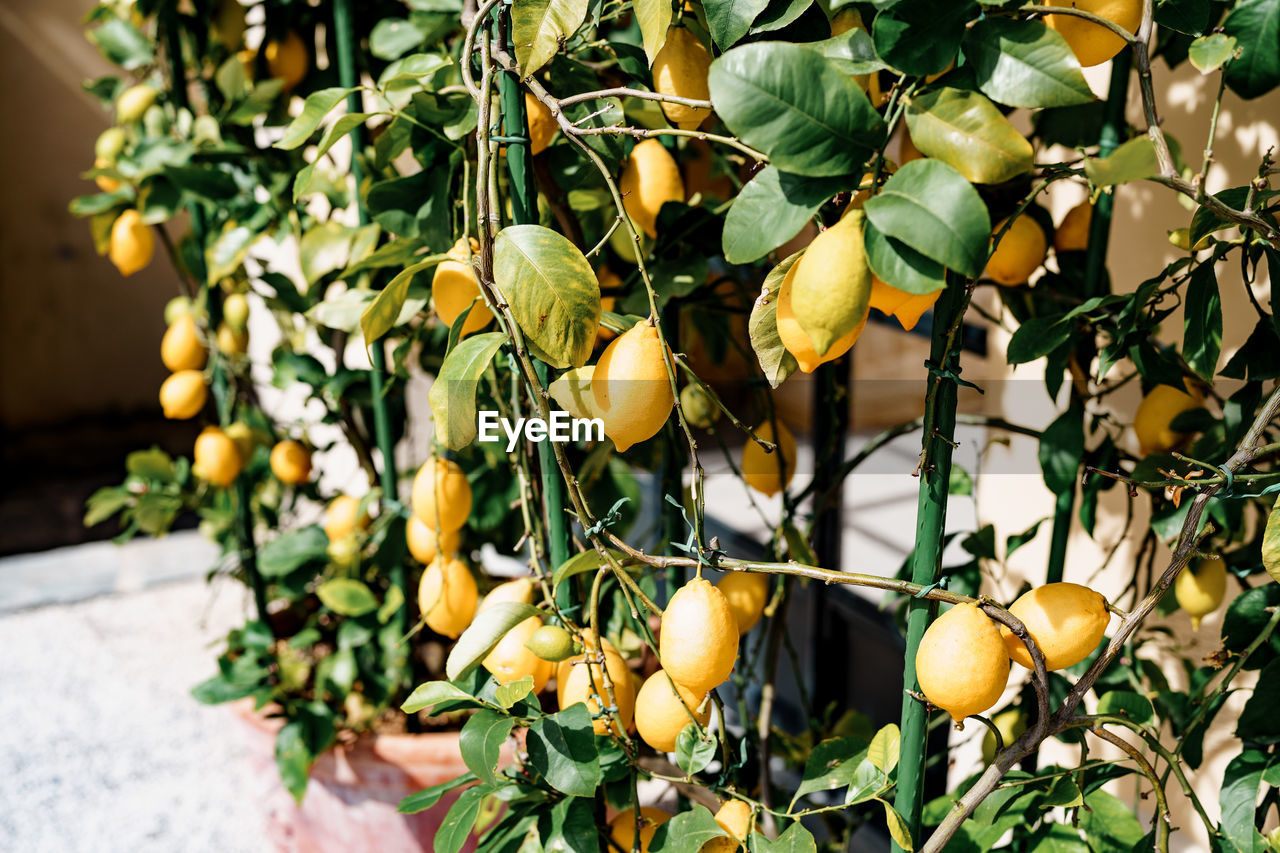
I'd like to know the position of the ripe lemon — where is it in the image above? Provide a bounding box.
[265,31,309,91]
[324,495,367,543]
[526,624,575,661]
[741,421,796,498]
[916,602,1009,722]
[484,616,554,692]
[418,555,478,639]
[592,318,675,452]
[193,426,243,487]
[432,238,492,336]
[1001,582,1111,671]
[479,577,534,612]
[659,577,739,694]
[718,572,769,633]
[269,439,312,485]
[161,314,207,372]
[556,629,609,706]
[223,292,250,331]
[1045,0,1141,67]
[216,321,249,355]
[411,457,472,533]
[406,515,461,563]
[981,708,1028,764]
[116,84,158,124]
[560,639,635,735]
[679,383,719,429]
[704,800,752,853]
[830,7,862,35]
[159,370,208,420]
[525,92,556,155]
[635,670,710,752]
[608,807,670,853]
[109,209,154,277]
[985,216,1047,286]
[776,259,868,373]
[1176,556,1227,631]
[1054,201,1092,252]
[787,211,873,356]
[620,139,684,238]
[869,277,941,332]
[224,422,256,461]
[93,158,121,192]
[899,128,923,163]
[1134,381,1203,455]
[653,27,713,130]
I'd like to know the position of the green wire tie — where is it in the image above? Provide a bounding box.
[924,359,983,394]
[585,497,631,538]
[1212,463,1235,497]
[913,578,948,599]
[490,134,530,144]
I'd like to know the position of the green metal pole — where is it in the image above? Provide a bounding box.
[892,276,967,852]
[163,9,268,624]
[332,0,408,663]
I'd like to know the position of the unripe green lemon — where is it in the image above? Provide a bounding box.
[526,625,575,662]
[680,383,719,429]
[608,212,653,263]
[223,292,250,331]
[143,104,169,137]
[164,296,194,326]
[916,603,1009,723]
[95,127,127,163]
[116,85,158,124]
[1001,582,1110,671]
[1176,556,1227,631]
[981,708,1028,764]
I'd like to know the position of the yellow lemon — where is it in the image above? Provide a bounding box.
[555,629,615,707]
[653,27,713,130]
[1001,582,1111,671]
[418,555,478,639]
[635,670,710,752]
[432,238,492,336]
[1134,381,1203,455]
[159,370,208,420]
[94,157,121,192]
[868,277,941,332]
[193,426,243,487]
[109,209,154,277]
[985,216,1047,286]
[161,314,207,372]
[269,439,312,485]
[916,603,1010,722]
[620,139,684,238]
[592,318,675,452]
[597,267,623,342]
[212,0,247,51]
[741,421,796,498]
[560,640,635,735]
[406,516,462,563]
[324,495,367,543]
[899,128,924,163]
[411,457,472,533]
[265,31,309,91]
[776,259,868,373]
[608,807,670,853]
[216,321,249,355]
[1054,200,1092,252]
[981,708,1028,764]
[483,616,554,692]
[786,211,873,356]
[718,572,770,633]
[704,800,752,853]
[830,7,862,35]
[1045,0,1141,67]
[116,84,158,124]
[223,292,250,331]
[659,577,739,694]
[1176,556,1227,631]
[526,92,556,155]
[479,577,535,612]
[224,422,256,461]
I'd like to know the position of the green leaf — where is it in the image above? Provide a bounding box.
[1096,690,1155,726]
[446,601,541,680]
[1006,518,1046,558]
[526,704,601,797]
[747,252,801,387]
[83,487,131,528]
[259,526,330,577]
[290,113,374,201]
[879,799,914,851]
[634,0,674,62]
[494,675,535,709]
[722,167,850,263]
[547,796,599,853]
[512,0,590,75]
[708,43,886,178]
[1238,659,1280,743]
[126,447,176,481]
[1223,0,1280,99]
[757,821,817,853]
[868,724,901,775]
[793,736,868,803]
[275,88,357,149]
[494,225,600,368]
[704,0,772,49]
[1188,32,1239,74]
[871,0,975,77]
[552,547,628,590]
[1042,774,1084,808]
[863,159,991,277]
[675,725,716,774]
[845,758,885,804]
[398,772,476,814]
[1183,263,1222,379]
[748,0,816,36]
[1264,494,1280,583]
[1006,316,1073,365]
[1079,791,1146,852]
[401,680,476,714]
[965,18,1094,109]
[316,578,380,617]
[863,220,947,295]
[89,16,154,69]
[361,254,448,342]
[1039,407,1083,494]
[366,169,452,244]
[460,709,515,786]
[649,805,728,852]
[904,87,1034,185]
[812,27,886,76]
[1083,136,1161,187]
[275,720,316,803]
[428,332,509,450]
[435,785,487,853]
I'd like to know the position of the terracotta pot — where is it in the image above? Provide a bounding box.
[234,702,487,853]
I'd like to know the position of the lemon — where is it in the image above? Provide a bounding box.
[212,0,246,51]
[916,603,1009,722]
[704,800,752,853]
[741,421,796,498]
[985,216,1047,286]
[270,439,312,485]
[776,259,867,373]
[1176,556,1227,631]
[597,267,623,343]
[869,277,941,332]
[479,577,535,612]
[608,212,654,263]
[159,370,208,420]
[1134,381,1203,455]
[223,292,250,332]
[680,383,719,430]
[1000,582,1111,671]
[418,555,478,639]
[484,616,554,692]
[406,516,461,563]
[635,670,709,752]
[592,317,675,452]
[94,158,121,192]
[526,624,575,661]
[164,296,193,326]
[787,211,873,356]
[193,426,243,487]
[525,92,556,155]
[95,127,127,163]
[620,139,684,239]
[981,708,1028,764]
[116,85,158,124]
[899,128,923,163]
[608,807,670,853]
[324,495,367,543]
[109,209,154,277]
[265,31,309,91]
[1045,0,1141,67]
[556,629,612,706]
[659,577,738,694]
[1053,201,1092,252]
[411,457,472,533]
[718,572,769,633]
[161,314,207,372]
[830,7,862,35]
[653,27,713,130]
[432,238,492,336]
[216,321,249,356]
[224,422,256,461]
[560,639,635,735]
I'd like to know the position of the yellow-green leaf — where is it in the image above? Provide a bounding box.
[1264,494,1280,583]
[428,331,509,450]
[904,87,1034,184]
